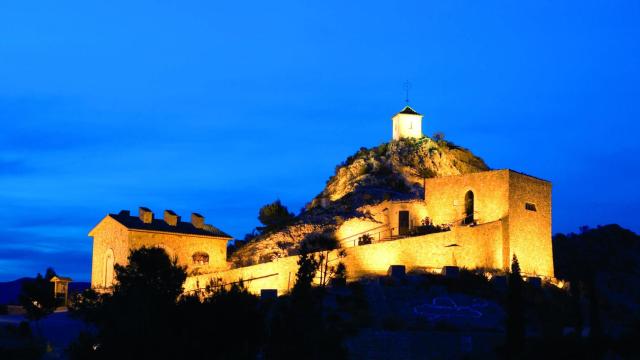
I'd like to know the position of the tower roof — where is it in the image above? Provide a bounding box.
[396,105,421,116]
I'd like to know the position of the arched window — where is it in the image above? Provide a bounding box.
[192,252,209,265]
[104,248,114,288]
[464,190,474,225]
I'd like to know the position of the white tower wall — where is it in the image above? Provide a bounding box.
[392,106,423,140]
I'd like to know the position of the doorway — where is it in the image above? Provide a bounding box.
[464,191,474,225]
[398,211,410,235]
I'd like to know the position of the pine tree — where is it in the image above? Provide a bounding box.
[506,254,525,358]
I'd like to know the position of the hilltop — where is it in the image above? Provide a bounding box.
[230,136,489,266]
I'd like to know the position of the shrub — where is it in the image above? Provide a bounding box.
[408,218,450,236]
[357,234,373,246]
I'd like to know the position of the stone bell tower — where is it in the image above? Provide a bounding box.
[392,105,423,141]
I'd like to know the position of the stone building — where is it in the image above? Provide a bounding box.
[424,169,553,276]
[89,207,231,289]
[331,169,553,277]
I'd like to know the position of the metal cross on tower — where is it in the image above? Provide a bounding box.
[403,80,411,104]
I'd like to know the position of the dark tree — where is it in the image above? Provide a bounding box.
[69,247,187,359]
[265,245,347,360]
[176,282,263,360]
[291,245,320,298]
[19,268,57,332]
[506,254,525,358]
[299,232,345,288]
[257,200,295,234]
[332,262,347,287]
[112,246,186,302]
[586,277,604,359]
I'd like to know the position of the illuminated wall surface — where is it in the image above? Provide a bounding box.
[89,169,554,294]
[185,221,505,295]
[89,215,229,289]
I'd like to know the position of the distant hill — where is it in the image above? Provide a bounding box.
[553,224,640,333]
[553,224,640,281]
[0,278,90,305]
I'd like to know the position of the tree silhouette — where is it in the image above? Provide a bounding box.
[19,267,57,337]
[265,243,347,360]
[506,254,525,358]
[257,200,295,234]
[69,247,187,359]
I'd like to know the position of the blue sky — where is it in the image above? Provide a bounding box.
[1,1,639,281]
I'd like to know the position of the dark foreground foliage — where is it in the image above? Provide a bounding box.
[68,246,348,359]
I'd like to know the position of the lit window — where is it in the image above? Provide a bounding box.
[192,252,209,265]
[525,203,537,212]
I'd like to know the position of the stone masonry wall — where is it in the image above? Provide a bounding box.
[424,170,510,226]
[185,221,503,295]
[128,231,229,275]
[507,171,554,277]
[90,217,130,288]
[90,218,230,288]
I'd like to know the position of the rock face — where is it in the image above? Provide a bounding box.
[316,137,488,204]
[229,136,489,267]
[230,224,332,267]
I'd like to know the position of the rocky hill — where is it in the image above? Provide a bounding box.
[230,136,489,267]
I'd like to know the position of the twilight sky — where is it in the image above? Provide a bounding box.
[1,1,639,281]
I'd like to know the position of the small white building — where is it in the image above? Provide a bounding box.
[392,105,423,140]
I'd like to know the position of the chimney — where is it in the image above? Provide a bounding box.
[164,210,180,226]
[119,210,130,216]
[139,207,154,224]
[191,213,205,229]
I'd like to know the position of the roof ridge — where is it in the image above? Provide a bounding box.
[107,213,232,238]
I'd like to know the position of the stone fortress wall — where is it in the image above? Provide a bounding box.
[185,221,504,295]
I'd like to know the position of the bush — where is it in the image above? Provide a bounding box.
[408,218,450,236]
[357,234,373,246]
[301,232,339,252]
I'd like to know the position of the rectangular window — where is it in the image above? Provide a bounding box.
[525,203,537,212]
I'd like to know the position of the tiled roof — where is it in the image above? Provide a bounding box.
[108,213,232,238]
[397,105,421,115]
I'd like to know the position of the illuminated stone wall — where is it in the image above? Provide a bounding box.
[89,217,131,289]
[385,200,429,235]
[424,170,510,226]
[507,171,554,277]
[335,200,429,245]
[185,221,503,295]
[89,219,230,289]
[423,169,554,277]
[128,231,229,273]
